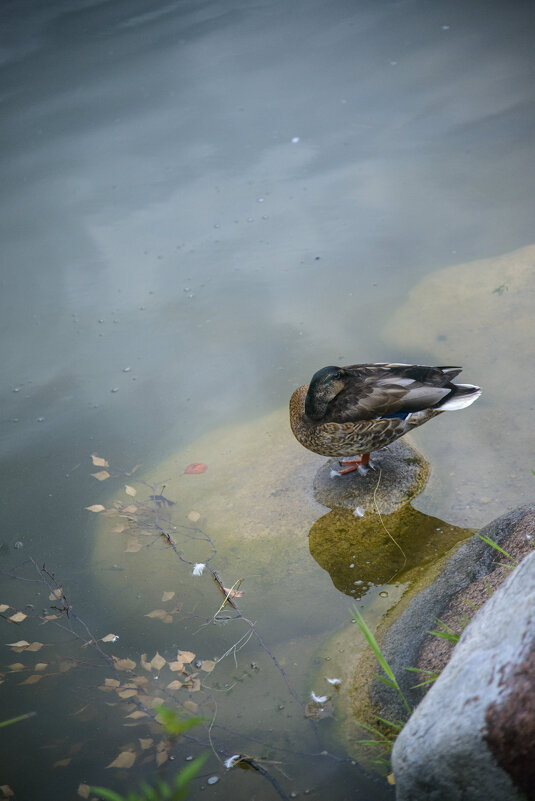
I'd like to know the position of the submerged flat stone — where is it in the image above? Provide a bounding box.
[313,439,428,515]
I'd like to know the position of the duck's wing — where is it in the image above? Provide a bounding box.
[322,363,463,423]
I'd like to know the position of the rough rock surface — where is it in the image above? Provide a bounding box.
[313,439,427,514]
[392,547,535,801]
[371,504,535,721]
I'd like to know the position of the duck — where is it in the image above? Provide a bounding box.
[289,363,481,475]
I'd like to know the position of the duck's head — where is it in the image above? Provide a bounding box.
[304,365,347,420]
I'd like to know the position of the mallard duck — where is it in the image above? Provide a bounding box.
[289,363,481,475]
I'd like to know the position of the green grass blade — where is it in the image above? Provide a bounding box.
[90,788,125,801]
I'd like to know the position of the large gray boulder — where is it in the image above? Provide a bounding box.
[392,548,535,801]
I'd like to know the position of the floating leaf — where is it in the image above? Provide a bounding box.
[8,663,25,672]
[86,504,106,513]
[113,658,136,672]
[168,662,184,673]
[49,588,63,601]
[106,750,136,769]
[91,471,110,481]
[125,710,148,720]
[161,591,175,602]
[118,689,138,700]
[104,678,121,688]
[125,485,137,497]
[78,784,90,799]
[91,454,109,467]
[150,652,166,672]
[53,758,71,768]
[122,505,138,514]
[156,749,168,767]
[184,677,200,692]
[387,773,396,785]
[187,511,201,522]
[34,663,48,672]
[166,680,183,690]
[184,463,207,475]
[102,633,119,643]
[183,700,198,714]
[138,738,153,751]
[140,654,152,672]
[26,642,43,652]
[176,650,195,666]
[111,523,126,533]
[125,540,142,553]
[20,674,42,685]
[0,604,10,613]
[7,640,30,650]
[9,612,27,624]
[145,609,173,624]
[201,660,216,673]
[0,787,15,798]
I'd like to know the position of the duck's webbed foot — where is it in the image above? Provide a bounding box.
[330,453,373,477]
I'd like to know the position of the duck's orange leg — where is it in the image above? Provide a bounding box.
[337,453,371,475]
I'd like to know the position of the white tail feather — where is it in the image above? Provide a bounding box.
[440,386,481,411]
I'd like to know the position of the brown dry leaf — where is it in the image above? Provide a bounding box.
[122,505,138,514]
[125,540,142,553]
[387,773,396,786]
[150,652,166,672]
[166,680,183,690]
[104,678,121,688]
[183,700,198,714]
[9,611,27,624]
[125,710,148,720]
[150,696,164,708]
[49,588,63,601]
[6,640,30,650]
[138,738,153,751]
[0,787,15,798]
[53,758,71,768]
[86,504,106,513]
[184,677,200,692]
[145,609,172,623]
[42,614,59,621]
[140,653,152,672]
[125,485,137,497]
[106,750,136,770]
[91,470,110,481]
[26,642,43,652]
[201,660,216,673]
[118,689,138,700]
[0,604,10,613]
[59,660,75,673]
[176,649,195,665]
[91,454,109,467]
[132,676,149,687]
[34,663,48,672]
[187,511,201,523]
[20,674,42,685]
[8,663,25,672]
[111,523,126,533]
[78,784,91,799]
[156,749,168,767]
[161,591,175,602]
[102,633,119,643]
[167,661,183,673]
[114,657,136,672]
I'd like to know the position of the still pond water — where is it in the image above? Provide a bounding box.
[2,1,535,799]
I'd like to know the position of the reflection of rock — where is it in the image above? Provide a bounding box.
[309,504,473,600]
[383,245,535,525]
[313,439,427,515]
[392,507,535,801]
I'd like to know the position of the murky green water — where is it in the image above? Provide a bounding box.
[2,1,535,799]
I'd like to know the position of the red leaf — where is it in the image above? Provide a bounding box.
[184,462,207,475]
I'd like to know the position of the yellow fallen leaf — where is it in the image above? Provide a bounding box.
[0,604,11,613]
[122,505,138,514]
[34,662,48,671]
[91,454,109,467]
[91,470,110,481]
[118,689,138,700]
[161,591,175,602]
[125,710,148,720]
[26,642,43,652]
[176,649,195,665]
[168,661,183,672]
[20,674,42,685]
[111,523,126,533]
[166,680,183,690]
[138,738,153,750]
[132,676,149,687]
[140,654,152,672]
[113,658,136,671]
[187,511,201,522]
[387,773,396,785]
[7,640,30,650]
[184,677,200,692]
[49,588,63,601]
[8,663,25,672]
[125,540,142,553]
[156,749,168,767]
[201,660,216,673]
[183,700,198,714]
[53,758,71,767]
[9,612,27,623]
[145,609,172,623]
[150,652,166,671]
[78,784,91,799]
[106,750,136,769]
[104,678,121,687]
[86,504,106,513]
[102,633,119,642]
[0,786,15,798]
[125,485,137,497]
